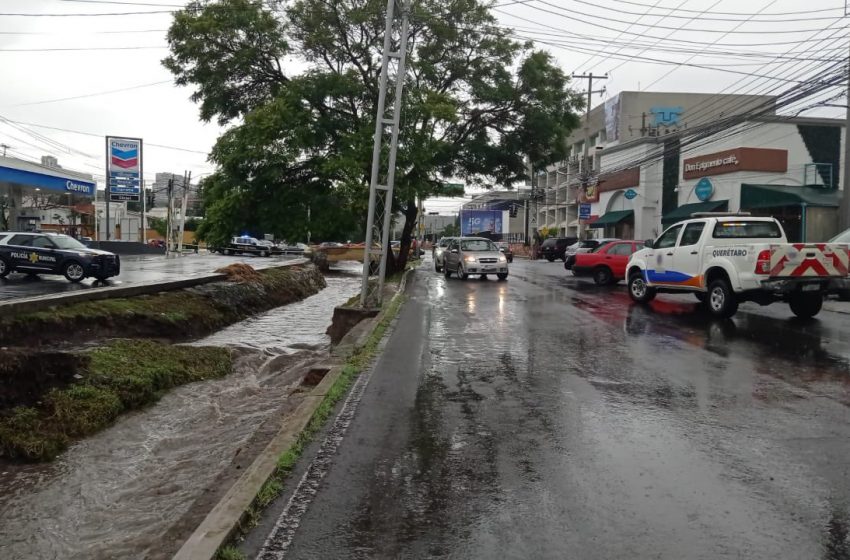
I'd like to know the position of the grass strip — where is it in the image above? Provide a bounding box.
[0,265,325,346]
[0,340,232,461]
[221,292,405,554]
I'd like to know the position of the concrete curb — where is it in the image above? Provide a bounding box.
[172,267,414,560]
[0,258,309,315]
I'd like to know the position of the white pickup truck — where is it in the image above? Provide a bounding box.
[626,214,850,319]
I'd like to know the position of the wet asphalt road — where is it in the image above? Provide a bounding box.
[0,253,299,301]
[249,257,850,560]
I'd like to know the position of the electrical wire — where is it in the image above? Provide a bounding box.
[11,80,171,107]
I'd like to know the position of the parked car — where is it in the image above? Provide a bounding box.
[433,236,457,272]
[626,215,850,319]
[564,238,620,269]
[496,242,514,263]
[443,237,509,280]
[539,237,578,262]
[0,231,120,282]
[571,240,644,285]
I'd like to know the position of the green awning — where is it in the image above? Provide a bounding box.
[662,200,728,224]
[741,184,840,209]
[588,209,634,228]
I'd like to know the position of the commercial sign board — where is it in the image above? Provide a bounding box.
[624,188,637,200]
[597,167,640,194]
[695,178,714,201]
[0,164,95,196]
[460,210,503,236]
[106,136,142,202]
[579,203,591,220]
[683,147,787,180]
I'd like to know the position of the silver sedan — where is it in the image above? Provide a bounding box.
[443,237,509,280]
[433,236,457,272]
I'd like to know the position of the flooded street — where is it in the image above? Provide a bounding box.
[0,265,361,560]
[247,260,850,560]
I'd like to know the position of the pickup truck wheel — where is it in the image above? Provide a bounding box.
[63,261,86,283]
[593,267,613,286]
[628,273,656,303]
[0,256,10,278]
[707,279,738,318]
[789,292,823,319]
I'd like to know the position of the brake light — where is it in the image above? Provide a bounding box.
[755,249,771,275]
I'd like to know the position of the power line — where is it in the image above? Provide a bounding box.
[559,0,844,23]
[0,46,166,52]
[592,0,844,17]
[11,80,171,106]
[0,10,173,17]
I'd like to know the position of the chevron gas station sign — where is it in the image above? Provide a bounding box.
[106,136,142,202]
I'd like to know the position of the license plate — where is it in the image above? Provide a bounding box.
[483,266,495,271]
[802,284,821,292]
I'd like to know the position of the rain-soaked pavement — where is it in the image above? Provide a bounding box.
[247,258,850,560]
[0,253,299,301]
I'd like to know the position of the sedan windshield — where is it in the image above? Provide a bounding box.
[461,239,495,252]
[51,236,87,250]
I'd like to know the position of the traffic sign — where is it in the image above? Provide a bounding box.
[579,203,591,219]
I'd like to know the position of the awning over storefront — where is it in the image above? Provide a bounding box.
[662,200,728,224]
[740,184,840,209]
[588,209,633,229]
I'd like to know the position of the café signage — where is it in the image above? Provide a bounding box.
[683,147,787,180]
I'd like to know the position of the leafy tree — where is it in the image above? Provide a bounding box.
[441,223,460,237]
[165,0,582,272]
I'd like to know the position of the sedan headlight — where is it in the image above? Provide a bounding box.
[498,255,507,262]
[464,255,476,262]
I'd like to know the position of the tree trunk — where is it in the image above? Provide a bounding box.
[385,198,418,278]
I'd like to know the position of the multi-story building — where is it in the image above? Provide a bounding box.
[531,91,845,242]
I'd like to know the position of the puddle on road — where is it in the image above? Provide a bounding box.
[0,265,361,560]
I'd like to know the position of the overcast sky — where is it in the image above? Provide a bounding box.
[0,0,846,214]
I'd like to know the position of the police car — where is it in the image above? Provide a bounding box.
[0,232,120,283]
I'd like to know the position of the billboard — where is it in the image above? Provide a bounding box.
[106,136,142,202]
[461,210,504,236]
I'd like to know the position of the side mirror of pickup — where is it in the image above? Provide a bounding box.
[644,239,655,248]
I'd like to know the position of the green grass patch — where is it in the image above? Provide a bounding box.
[0,340,232,461]
[221,292,405,555]
[214,546,246,560]
[0,264,326,347]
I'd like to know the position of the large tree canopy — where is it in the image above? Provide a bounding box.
[165,0,582,264]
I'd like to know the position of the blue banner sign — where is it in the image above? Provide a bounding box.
[579,203,591,219]
[0,165,95,196]
[461,210,503,236]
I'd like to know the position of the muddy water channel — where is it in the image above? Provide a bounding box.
[0,266,361,560]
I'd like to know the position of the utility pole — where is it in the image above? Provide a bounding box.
[571,72,607,239]
[178,171,191,252]
[165,177,174,256]
[841,42,850,229]
[360,0,411,308]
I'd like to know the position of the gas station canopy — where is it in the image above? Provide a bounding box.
[0,155,95,197]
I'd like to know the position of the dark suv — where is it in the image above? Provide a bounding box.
[539,237,578,262]
[0,232,120,282]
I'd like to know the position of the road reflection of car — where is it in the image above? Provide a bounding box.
[496,242,514,263]
[433,236,457,272]
[564,238,619,270]
[572,240,643,285]
[540,237,578,262]
[0,231,120,283]
[443,237,509,280]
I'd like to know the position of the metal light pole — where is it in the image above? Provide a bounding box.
[359,0,411,308]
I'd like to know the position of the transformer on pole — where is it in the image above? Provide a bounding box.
[359,0,411,308]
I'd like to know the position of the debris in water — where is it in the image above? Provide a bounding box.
[215,263,262,283]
